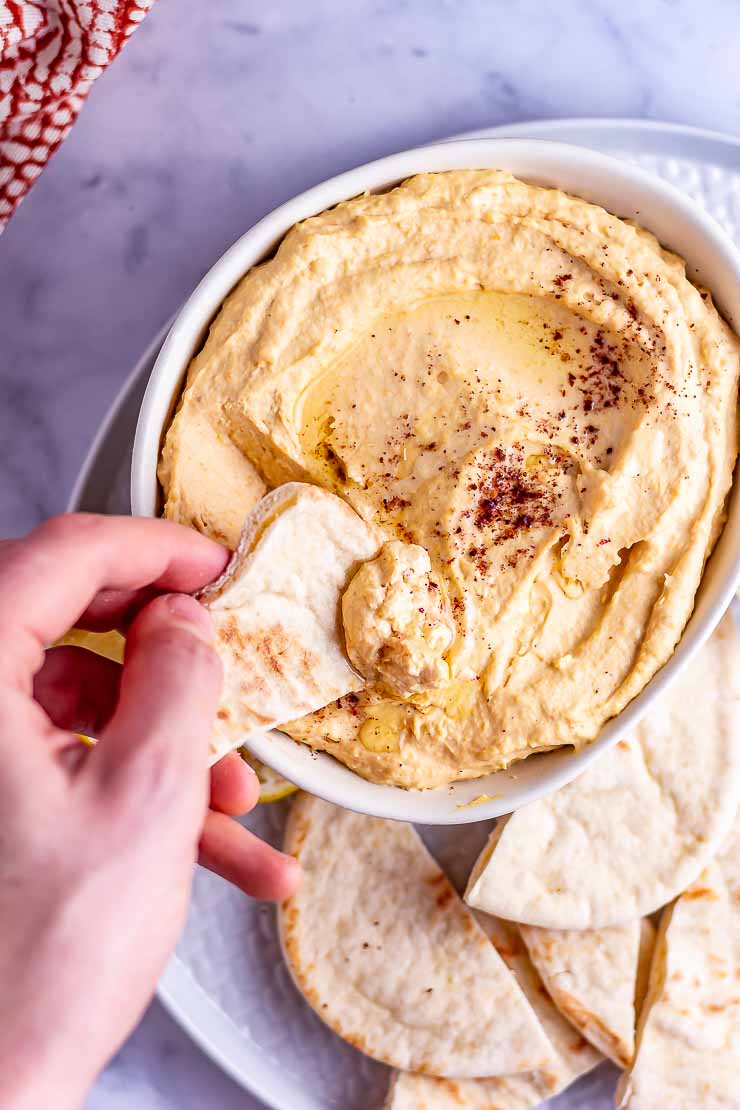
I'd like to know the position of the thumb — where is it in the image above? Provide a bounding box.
[88,594,222,807]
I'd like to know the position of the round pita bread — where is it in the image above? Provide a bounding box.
[465,615,740,929]
[279,793,555,1078]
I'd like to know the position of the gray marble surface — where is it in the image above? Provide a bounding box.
[3,0,740,1107]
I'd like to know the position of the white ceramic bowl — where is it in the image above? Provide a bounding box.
[131,138,740,824]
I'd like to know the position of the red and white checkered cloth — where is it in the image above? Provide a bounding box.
[0,0,154,230]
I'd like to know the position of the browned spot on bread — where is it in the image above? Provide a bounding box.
[282,904,299,931]
[217,615,323,713]
[218,615,244,656]
[239,671,271,706]
[493,938,523,962]
[536,1068,562,1094]
[683,886,720,902]
[435,885,455,909]
[255,624,322,699]
[415,1075,466,1103]
[345,1031,369,1054]
[534,937,555,957]
[556,992,631,1066]
[460,913,476,935]
[255,627,290,676]
[301,980,322,1009]
[297,650,322,694]
[437,1079,465,1105]
[285,807,312,855]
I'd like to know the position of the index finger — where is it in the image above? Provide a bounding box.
[0,514,228,684]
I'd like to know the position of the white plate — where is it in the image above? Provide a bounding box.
[69,118,740,1110]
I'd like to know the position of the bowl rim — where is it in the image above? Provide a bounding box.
[131,136,740,824]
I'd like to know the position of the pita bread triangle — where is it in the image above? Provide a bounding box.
[386,913,602,1108]
[279,793,555,1078]
[519,919,641,1067]
[199,482,380,763]
[465,614,740,929]
[616,861,740,1108]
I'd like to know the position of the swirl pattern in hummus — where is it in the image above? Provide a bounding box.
[160,170,740,788]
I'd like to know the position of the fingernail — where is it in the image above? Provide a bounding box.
[164,594,214,642]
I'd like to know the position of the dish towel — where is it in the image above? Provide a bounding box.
[0,0,154,231]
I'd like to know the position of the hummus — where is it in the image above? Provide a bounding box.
[160,170,740,788]
[342,541,455,699]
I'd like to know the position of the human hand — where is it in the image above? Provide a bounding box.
[0,514,300,1110]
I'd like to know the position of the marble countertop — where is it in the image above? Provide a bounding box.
[2,1,740,1107]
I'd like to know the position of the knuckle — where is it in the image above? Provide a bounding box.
[101,767,184,837]
[183,637,222,687]
[141,621,222,680]
[146,745,200,808]
[123,746,183,811]
[109,723,209,820]
[170,626,220,669]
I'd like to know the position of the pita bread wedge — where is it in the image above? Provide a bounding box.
[465,615,740,929]
[385,914,602,1109]
[476,915,602,1077]
[519,919,641,1067]
[616,861,740,1109]
[279,794,555,1078]
[199,483,380,763]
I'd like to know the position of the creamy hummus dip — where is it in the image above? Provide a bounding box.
[342,541,455,699]
[160,170,740,789]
